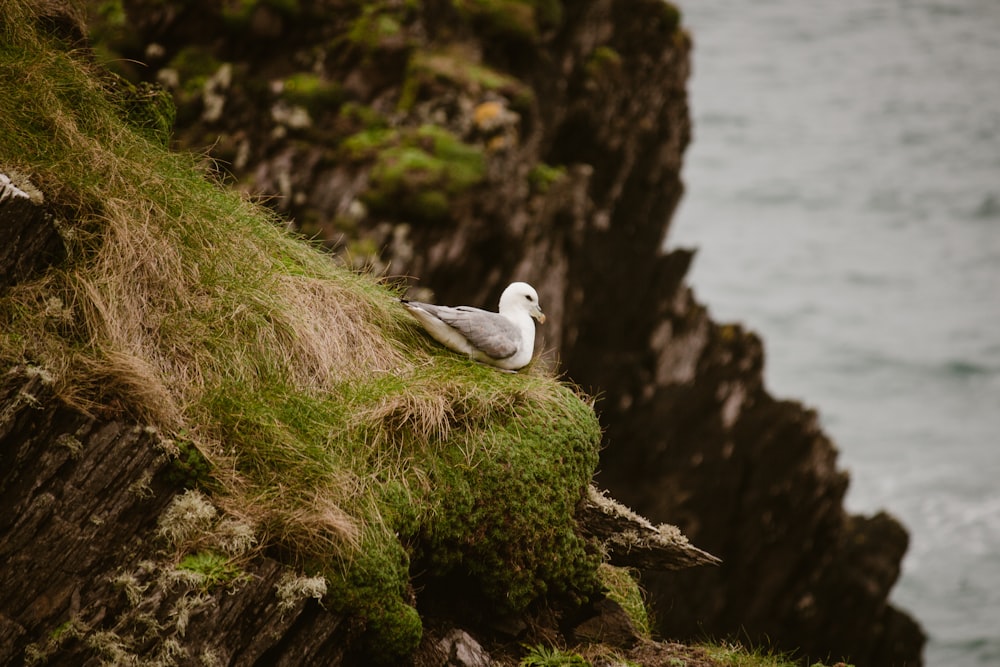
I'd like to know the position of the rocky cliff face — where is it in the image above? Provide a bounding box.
[0,361,383,666]
[45,0,924,663]
[0,5,716,664]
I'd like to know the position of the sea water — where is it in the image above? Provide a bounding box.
[668,1,1000,665]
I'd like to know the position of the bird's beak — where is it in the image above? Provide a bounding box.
[532,306,546,324]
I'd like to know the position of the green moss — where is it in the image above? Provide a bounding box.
[164,437,214,489]
[167,46,222,97]
[404,366,603,611]
[352,12,400,47]
[338,102,389,131]
[399,48,531,112]
[363,599,423,664]
[418,125,485,188]
[321,534,422,662]
[345,3,415,52]
[177,550,245,590]
[343,125,486,221]
[585,46,622,82]
[281,72,341,115]
[657,1,682,36]
[341,127,399,159]
[50,620,76,642]
[453,0,562,42]
[528,162,566,194]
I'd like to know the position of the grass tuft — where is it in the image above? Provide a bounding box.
[698,641,855,667]
[520,644,589,667]
[177,550,246,591]
[598,564,651,638]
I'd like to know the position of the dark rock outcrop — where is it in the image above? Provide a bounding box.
[0,364,362,666]
[0,174,65,289]
[56,0,925,663]
[578,485,721,571]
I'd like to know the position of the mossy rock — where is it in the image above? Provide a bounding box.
[177,550,246,591]
[163,438,214,489]
[167,46,223,97]
[398,47,533,112]
[343,125,486,222]
[281,72,342,116]
[453,0,563,42]
[528,162,566,194]
[343,2,419,53]
[585,46,623,84]
[219,0,302,29]
[658,1,682,35]
[401,369,604,612]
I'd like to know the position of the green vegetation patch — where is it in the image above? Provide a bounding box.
[521,644,589,667]
[398,47,533,112]
[584,46,623,84]
[177,550,246,590]
[598,564,650,637]
[453,0,563,42]
[167,45,223,97]
[281,72,342,116]
[342,1,419,53]
[403,361,603,611]
[342,124,486,221]
[698,642,855,667]
[107,78,176,147]
[528,162,566,194]
[163,436,214,489]
[0,3,602,660]
[657,1,683,36]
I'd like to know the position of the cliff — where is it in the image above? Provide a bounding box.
[0,3,722,665]
[2,0,926,664]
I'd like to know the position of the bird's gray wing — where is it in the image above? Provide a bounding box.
[419,304,520,360]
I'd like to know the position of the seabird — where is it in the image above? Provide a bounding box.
[402,282,545,371]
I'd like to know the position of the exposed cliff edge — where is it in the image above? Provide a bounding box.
[3,0,926,664]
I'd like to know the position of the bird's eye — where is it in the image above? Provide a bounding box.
[524,294,533,301]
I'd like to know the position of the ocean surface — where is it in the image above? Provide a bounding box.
[668,1,1000,665]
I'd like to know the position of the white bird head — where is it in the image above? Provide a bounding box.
[498,282,545,324]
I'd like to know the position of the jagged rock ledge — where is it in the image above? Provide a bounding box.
[578,485,721,570]
[0,172,63,289]
[0,365,357,665]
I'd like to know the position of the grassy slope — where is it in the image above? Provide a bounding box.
[0,2,601,658]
